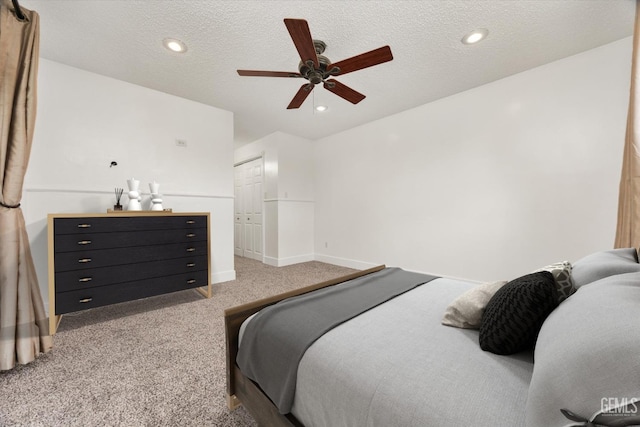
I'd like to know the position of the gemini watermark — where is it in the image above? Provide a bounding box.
[601,397,639,417]
[562,398,640,427]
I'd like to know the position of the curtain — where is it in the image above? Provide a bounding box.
[615,0,640,248]
[0,0,51,371]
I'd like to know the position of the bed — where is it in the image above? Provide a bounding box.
[224,250,640,427]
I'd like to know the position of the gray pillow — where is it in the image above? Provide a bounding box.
[441,281,507,329]
[525,271,640,426]
[532,261,576,302]
[571,248,640,288]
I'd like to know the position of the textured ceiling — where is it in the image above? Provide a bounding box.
[19,0,636,145]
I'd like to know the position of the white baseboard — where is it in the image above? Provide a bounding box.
[263,254,315,267]
[212,269,236,283]
[263,256,278,267]
[313,254,380,270]
[257,253,389,271]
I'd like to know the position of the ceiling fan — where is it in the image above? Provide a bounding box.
[237,18,393,109]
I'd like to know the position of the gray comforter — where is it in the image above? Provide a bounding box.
[291,277,534,427]
[237,267,437,413]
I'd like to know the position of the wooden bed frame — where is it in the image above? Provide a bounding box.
[223,264,386,426]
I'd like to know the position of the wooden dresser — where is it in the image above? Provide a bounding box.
[47,212,211,334]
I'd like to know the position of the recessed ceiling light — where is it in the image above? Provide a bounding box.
[163,38,187,53]
[315,105,328,112]
[461,29,488,45]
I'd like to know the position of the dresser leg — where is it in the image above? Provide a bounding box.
[48,314,62,335]
[195,285,212,299]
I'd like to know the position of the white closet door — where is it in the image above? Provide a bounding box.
[250,160,263,260]
[234,165,244,256]
[234,158,263,260]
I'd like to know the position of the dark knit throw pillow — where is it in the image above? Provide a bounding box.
[479,271,558,355]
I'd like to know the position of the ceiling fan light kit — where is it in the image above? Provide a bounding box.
[237,18,393,109]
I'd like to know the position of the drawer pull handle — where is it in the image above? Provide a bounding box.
[77,224,91,228]
[186,220,196,224]
[186,263,196,267]
[78,277,92,283]
[186,248,196,252]
[78,258,92,263]
[187,279,196,284]
[79,298,93,303]
[186,233,196,238]
[77,240,92,245]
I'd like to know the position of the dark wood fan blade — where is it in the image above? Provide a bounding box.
[328,45,393,76]
[323,79,365,104]
[284,18,319,68]
[237,70,302,78]
[287,84,314,109]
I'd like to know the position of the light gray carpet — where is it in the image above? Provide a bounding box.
[0,257,356,426]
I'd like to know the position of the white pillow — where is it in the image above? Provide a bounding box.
[441,280,507,329]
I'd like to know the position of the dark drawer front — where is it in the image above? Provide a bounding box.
[54,215,207,235]
[55,270,208,315]
[54,227,207,252]
[54,240,209,272]
[55,255,208,292]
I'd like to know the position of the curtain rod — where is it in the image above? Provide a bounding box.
[11,0,25,20]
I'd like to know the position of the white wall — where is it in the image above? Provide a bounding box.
[24,59,235,313]
[314,38,632,282]
[277,133,314,264]
[234,132,314,266]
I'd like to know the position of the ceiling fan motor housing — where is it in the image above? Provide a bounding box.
[299,54,331,85]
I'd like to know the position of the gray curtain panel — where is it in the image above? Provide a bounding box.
[0,0,52,371]
[615,0,640,248]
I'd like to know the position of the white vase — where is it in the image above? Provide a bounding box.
[149,181,163,211]
[149,181,160,194]
[127,178,142,211]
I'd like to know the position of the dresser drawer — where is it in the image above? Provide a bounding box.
[54,240,209,272]
[54,227,207,252]
[54,215,207,235]
[55,270,208,315]
[54,255,208,292]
